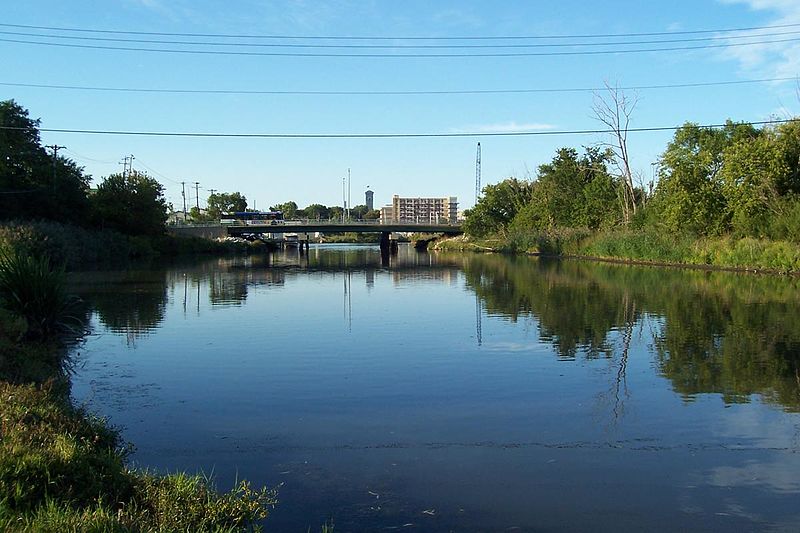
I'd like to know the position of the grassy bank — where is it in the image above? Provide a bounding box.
[435,229,800,274]
[0,252,277,532]
[0,221,257,271]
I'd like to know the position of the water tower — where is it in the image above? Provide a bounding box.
[365,188,374,211]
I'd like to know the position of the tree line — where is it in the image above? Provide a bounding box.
[1,100,168,236]
[1,99,382,236]
[466,118,800,244]
[188,198,380,222]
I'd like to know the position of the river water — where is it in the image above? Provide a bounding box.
[69,244,800,532]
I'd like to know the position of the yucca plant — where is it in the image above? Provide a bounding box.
[0,251,82,339]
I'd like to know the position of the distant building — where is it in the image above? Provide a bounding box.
[380,195,458,224]
[365,189,374,211]
[380,205,394,224]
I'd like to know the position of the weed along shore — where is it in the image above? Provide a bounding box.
[0,251,277,531]
[434,229,800,275]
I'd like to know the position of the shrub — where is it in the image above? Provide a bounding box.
[0,251,82,339]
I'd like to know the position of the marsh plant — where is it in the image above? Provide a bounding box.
[0,250,82,339]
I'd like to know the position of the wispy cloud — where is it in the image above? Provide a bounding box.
[716,0,800,77]
[451,121,556,134]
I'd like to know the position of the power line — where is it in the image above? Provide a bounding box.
[3,28,800,48]
[2,35,798,57]
[2,21,800,40]
[3,76,796,96]
[1,119,794,139]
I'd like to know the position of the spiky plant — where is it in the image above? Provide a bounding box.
[0,251,82,339]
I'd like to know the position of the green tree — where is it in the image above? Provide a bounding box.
[464,177,534,237]
[269,201,298,219]
[0,100,91,224]
[719,133,787,237]
[364,209,381,220]
[651,121,759,235]
[91,170,168,236]
[207,192,247,219]
[302,204,330,220]
[522,147,619,230]
[349,204,369,219]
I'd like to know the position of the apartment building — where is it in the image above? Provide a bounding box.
[381,195,458,224]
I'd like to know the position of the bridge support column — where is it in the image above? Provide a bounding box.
[380,231,390,253]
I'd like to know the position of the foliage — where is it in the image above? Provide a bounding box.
[464,177,534,237]
[348,204,369,219]
[0,250,82,339]
[650,121,760,235]
[300,203,331,220]
[0,382,277,532]
[0,100,91,225]
[208,192,248,219]
[269,200,297,219]
[91,171,168,236]
[460,254,800,410]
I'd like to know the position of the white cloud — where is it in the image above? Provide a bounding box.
[716,0,800,77]
[452,121,556,134]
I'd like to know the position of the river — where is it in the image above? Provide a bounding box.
[69,244,800,532]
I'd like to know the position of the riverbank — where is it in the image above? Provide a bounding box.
[0,259,277,531]
[0,221,261,270]
[434,229,800,274]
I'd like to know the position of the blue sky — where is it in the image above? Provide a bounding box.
[3,0,800,211]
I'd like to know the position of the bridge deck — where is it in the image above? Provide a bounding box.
[226,222,463,235]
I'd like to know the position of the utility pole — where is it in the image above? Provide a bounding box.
[119,154,135,177]
[181,182,187,221]
[44,145,66,194]
[475,142,481,206]
[194,182,200,210]
[347,167,351,220]
[341,176,346,222]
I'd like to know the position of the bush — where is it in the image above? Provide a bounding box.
[0,382,277,532]
[0,251,82,339]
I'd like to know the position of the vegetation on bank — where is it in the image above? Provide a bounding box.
[459,117,800,273]
[0,251,277,531]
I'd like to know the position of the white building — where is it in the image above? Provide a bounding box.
[380,195,458,224]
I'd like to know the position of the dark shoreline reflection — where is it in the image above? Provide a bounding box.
[459,254,800,411]
[68,246,800,531]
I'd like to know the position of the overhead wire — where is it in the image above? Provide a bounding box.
[1,35,798,57]
[2,21,800,39]
[2,119,794,139]
[2,28,799,48]
[2,76,796,96]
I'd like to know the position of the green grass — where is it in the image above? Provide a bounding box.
[449,228,800,274]
[0,261,278,532]
[0,380,277,532]
[0,251,82,339]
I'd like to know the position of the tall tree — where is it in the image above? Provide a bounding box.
[464,177,533,237]
[652,121,759,235]
[302,203,330,220]
[207,192,247,219]
[0,100,90,224]
[91,170,168,236]
[269,201,298,219]
[592,83,638,224]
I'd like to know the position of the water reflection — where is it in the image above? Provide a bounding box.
[69,246,800,531]
[71,270,168,345]
[460,254,800,412]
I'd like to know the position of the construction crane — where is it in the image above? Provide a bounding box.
[475,142,482,206]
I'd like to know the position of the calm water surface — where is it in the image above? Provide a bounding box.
[69,244,800,532]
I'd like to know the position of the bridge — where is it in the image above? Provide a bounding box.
[225,221,463,237]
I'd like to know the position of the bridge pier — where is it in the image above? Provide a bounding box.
[380,232,399,256]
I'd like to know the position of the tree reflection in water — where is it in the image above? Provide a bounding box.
[459,254,800,412]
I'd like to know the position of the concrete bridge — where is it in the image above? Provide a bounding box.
[225,221,463,237]
[168,221,463,254]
